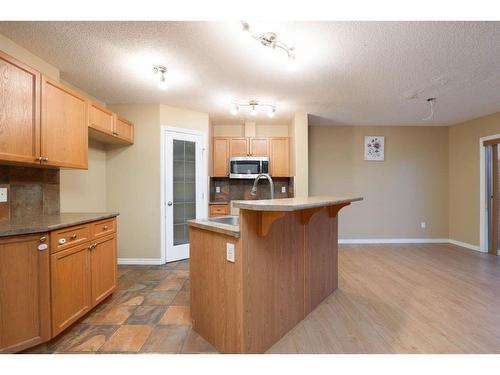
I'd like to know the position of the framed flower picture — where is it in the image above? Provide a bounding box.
[364,136,385,161]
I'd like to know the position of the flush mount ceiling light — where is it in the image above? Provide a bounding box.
[153,65,168,90]
[230,99,277,118]
[241,21,296,71]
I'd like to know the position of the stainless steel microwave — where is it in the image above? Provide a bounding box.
[229,156,269,179]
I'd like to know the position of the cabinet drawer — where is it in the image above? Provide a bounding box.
[91,218,116,239]
[50,224,91,253]
[209,204,229,217]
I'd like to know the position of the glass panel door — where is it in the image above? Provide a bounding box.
[173,139,196,245]
[164,130,205,263]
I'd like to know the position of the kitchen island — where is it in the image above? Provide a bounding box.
[188,196,362,353]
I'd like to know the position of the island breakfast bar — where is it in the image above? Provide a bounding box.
[188,196,362,353]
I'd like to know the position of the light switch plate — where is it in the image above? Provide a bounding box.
[226,243,235,263]
[281,186,286,193]
[0,187,7,203]
[216,186,221,193]
[421,222,426,229]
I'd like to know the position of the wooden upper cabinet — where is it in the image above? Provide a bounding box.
[229,137,249,157]
[114,116,134,144]
[90,234,117,306]
[0,51,41,165]
[50,242,91,336]
[0,234,50,353]
[249,138,269,157]
[270,137,290,177]
[213,137,229,177]
[41,76,88,169]
[89,102,114,134]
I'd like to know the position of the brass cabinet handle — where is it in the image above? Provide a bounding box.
[70,234,77,240]
[39,236,46,242]
[35,156,43,161]
[42,157,49,162]
[88,243,97,250]
[103,225,108,230]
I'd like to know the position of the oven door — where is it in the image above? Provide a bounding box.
[229,158,262,179]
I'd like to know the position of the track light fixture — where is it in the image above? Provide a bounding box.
[241,21,296,70]
[153,65,168,90]
[230,99,277,118]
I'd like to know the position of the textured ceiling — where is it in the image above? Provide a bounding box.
[1,21,500,126]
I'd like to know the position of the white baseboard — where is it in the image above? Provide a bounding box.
[117,258,164,265]
[447,239,483,252]
[339,238,486,253]
[338,238,449,244]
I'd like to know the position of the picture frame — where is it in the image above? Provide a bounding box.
[364,136,385,161]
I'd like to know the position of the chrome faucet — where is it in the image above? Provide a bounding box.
[250,173,274,200]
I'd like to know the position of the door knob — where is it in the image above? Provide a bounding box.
[167,201,173,206]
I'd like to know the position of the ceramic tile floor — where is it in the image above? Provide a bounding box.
[24,260,217,354]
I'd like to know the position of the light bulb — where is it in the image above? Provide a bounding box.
[267,108,275,118]
[240,21,252,42]
[158,74,168,90]
[250,105,257,116]
[230,105,239,116]
[287,54,296,72]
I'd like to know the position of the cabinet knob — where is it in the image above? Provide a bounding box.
[35,156,43,161]
[103,225,108,230]
[39,236,46,242]
[70,233,77,240]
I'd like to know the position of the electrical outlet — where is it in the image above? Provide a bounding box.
[421,222,426,229]
[215,186,221,193]
[226,243,235,263]
[0,187,7,203]
[281,186,286,193]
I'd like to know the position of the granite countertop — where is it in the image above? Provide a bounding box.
[0,212,119,237]
[232,196,363,212]
[187,217,240,238]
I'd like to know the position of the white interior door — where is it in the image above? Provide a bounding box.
[164,130,205,262]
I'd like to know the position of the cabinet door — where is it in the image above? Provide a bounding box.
[0,234,50,353]
[41,76,88,169]
[249,138,269,157]
[89,102,114,134]
[270,137,290,177]
[51,242,91,336]
[0,51,41,165]
[114,116,134,144]
[213,137,229,177]
[90,234,117,306]
[229,137,249,157]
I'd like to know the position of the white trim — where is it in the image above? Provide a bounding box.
[160,125,208,264]
[447,239,482,252]
[339,238,449,244]
[339,238,485,253]
[479,133,500,252]
[118,258,164,265]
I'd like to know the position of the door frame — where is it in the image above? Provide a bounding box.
[479,133,500,253]
[160,126,208,264]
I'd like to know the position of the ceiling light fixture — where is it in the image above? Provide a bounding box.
[153,65,168,90]
[230,99,277,117]
[241,21,296,70]
[422,97,437,121]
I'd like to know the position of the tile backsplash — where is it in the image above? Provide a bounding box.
[210,177,293,203]
[0,165,60,221]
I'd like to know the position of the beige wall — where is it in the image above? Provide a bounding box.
[212,123,289,137]
[449,112,500,246]
[290,113,309,197]
[60,140,107,212]
[309,125,449,239]
[107,104,209,260]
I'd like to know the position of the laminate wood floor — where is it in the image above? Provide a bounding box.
[268,243,500,354]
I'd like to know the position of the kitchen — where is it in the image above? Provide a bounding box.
[2,6,500,375]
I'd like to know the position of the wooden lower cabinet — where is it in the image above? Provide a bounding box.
[209,204,229,217]
[90,234,117,306]
[0,233,50,353]
[51,242,92,336]
[51,222,117,337]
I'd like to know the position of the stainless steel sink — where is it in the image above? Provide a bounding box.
[207,216,239,226]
